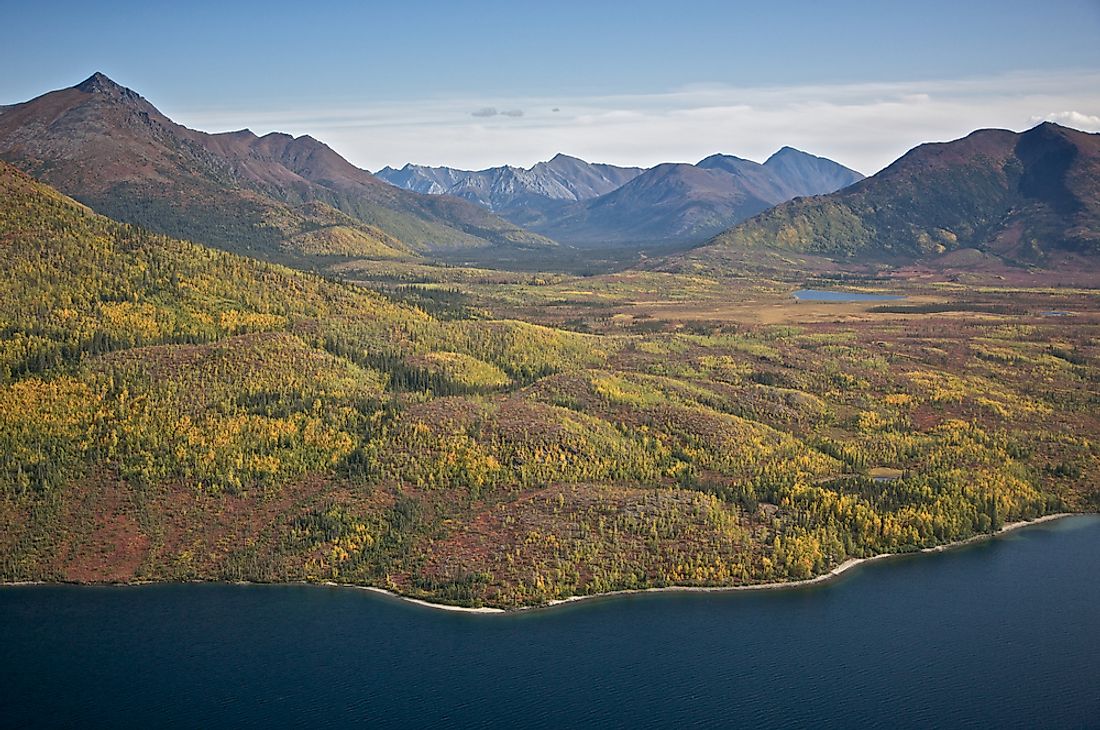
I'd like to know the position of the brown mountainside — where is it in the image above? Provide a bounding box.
[0,73,552,264]
[680,123,1100,271]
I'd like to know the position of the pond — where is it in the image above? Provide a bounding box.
[793,288,904,302]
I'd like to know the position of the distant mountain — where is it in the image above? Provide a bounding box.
[377,164,471,196]
[377,154,644,228]
[0,73,551,265]
[524,149,863,246]
[683,122,1100,268]
[762,146,870,198]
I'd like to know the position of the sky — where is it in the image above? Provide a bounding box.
[3,0,1100,174]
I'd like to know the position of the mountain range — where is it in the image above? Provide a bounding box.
[376,154,644,228]
[537,148,864,246]
[2,73,1095,273]
[380,148,864,246]
[684,122,1100,269]
[0,73,552,266]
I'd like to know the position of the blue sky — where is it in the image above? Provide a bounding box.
[4,0,1100,172]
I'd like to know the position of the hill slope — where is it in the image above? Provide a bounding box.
[1,161,1093,608]
[526,148,862,246]
[0,73,551,264]
[686,123,1100,268]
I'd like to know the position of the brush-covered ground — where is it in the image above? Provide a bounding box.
[2,162,1097,608]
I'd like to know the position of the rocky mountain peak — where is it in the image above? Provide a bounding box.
[74,72,143,103]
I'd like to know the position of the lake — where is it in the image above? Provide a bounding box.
[793,288,903,302]
[2,516,1098,728]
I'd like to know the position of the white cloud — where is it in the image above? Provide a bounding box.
[1031,110,1100,130]
[165,69,1100,175]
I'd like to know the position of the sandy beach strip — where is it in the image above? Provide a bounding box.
[346,585,506,614]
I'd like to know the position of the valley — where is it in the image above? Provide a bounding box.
[4,4,1100,726]
[0,74,1098,610]
[2,158,1097,608]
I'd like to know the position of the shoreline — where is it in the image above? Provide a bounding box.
[537,512,1078,611]
[0,513,1083,614]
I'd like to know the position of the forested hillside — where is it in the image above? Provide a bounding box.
[1,161,1096,608]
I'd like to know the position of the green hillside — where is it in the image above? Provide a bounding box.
[1,162,1096,607]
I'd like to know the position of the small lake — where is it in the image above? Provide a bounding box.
[793,288,904,302]
[2,516,1098,728]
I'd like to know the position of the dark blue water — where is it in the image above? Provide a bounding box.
[793,288,903,302]
[2,516,1099,729]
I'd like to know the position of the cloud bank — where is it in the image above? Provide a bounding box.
[170,69,1100,175]
[471,107,524,118]
[1032,110,1100,129]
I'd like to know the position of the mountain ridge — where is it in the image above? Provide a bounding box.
[379,147,863,247]
[0,73,553,265]
[679,122,1100,270]
[525,148,864,246]
[376,154,645,231]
